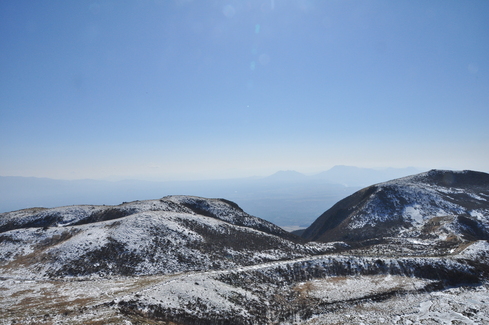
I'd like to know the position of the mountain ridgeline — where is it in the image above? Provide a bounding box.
[302,169,489,245]
[0,166,422,227]
[0,195,311,278]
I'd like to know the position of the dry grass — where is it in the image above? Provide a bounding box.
[0,275,171,325]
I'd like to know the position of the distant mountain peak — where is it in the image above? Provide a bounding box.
[264,170,307,181]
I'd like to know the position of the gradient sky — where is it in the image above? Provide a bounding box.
[1,0,488,180]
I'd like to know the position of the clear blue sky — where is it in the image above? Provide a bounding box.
[1,0,488,180]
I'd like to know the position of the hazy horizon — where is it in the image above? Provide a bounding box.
[1,165,435,183]
[0,165,425,225]
[1,1,488,181]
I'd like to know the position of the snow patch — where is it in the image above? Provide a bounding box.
[405,205,424,223]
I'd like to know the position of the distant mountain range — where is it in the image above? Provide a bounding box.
[262,166,422,185]
[0,166,424,227]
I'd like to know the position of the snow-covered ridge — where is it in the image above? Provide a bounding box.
[354,170,489,227]
[0,198,190,232]
[164,195,295,239]
[302,169,489,243]
[0,196,313,279]
[119,241,489,325]
[0,195,294,240]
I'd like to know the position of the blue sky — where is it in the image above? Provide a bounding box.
[1,0,488,180]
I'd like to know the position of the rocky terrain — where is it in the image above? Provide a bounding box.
[0,195,313,279]
[1,170,489,324]
[302,169,489,245]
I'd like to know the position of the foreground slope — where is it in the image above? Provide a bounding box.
[0,195,311,279]
[302,169,489,246]
[4,245,489,324]
[118,244,489,325]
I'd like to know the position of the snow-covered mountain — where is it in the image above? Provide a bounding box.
[302,169,489,246]
[0,195,315,279]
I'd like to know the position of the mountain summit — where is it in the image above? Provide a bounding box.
[302,169,489,244]
[263,170,308,182]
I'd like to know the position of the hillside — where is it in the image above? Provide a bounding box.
[0,196,313,279]
[1,172,489,324]
[302,170,489,248]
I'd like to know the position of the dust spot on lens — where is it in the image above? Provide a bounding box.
[223,5,236,18]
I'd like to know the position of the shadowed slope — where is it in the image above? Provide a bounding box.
[302,170,489,243]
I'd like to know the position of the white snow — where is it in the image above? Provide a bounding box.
[308,275,431,302]
[305,283,489,325]
[457,240,489,262]
[346,172,488,232]
[404,205,424,223]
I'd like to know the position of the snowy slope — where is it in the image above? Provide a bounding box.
[118,242,489,325]
[302,170,489,244]
[0,196,313,279]
[0,195,295,238]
